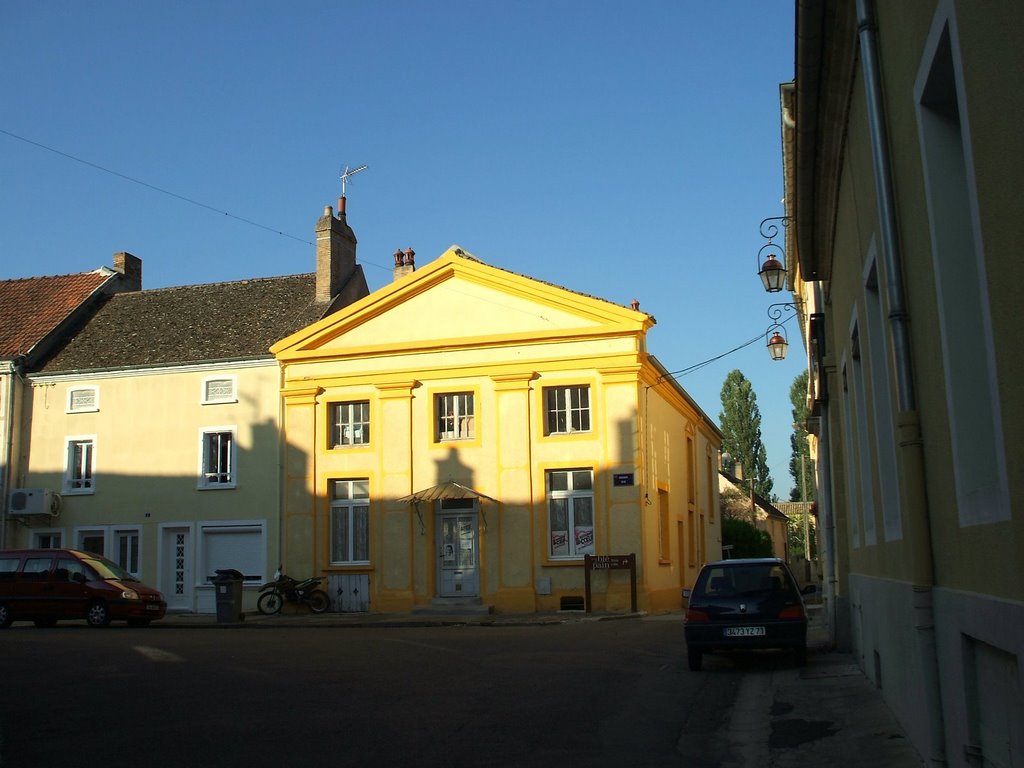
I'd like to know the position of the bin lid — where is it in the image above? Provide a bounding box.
[213,568,244,580]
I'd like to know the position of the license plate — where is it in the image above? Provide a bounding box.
[145,604,161,611]
[724,626,765,637]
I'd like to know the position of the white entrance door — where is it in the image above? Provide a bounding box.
[437,506,479,598]
[161,527,193,611]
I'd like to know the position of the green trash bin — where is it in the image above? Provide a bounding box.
[213,569,244,623]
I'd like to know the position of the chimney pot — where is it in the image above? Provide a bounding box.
[631,299,640,311]
[404,248,415,266]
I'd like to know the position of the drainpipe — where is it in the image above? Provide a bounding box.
[856,0,945,763]
[1,358,25,550]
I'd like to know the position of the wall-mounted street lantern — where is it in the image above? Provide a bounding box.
[757,216,790,293]
[766,302,799,361]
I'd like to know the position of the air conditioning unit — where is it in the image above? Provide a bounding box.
[8,488,62,517]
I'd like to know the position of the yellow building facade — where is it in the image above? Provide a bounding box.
[273,248,721,614]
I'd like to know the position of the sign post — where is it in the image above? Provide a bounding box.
[583,553,637,613]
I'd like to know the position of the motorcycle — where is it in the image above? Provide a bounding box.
[257,568,331,615]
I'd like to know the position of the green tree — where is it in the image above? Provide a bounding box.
[719,369,773,499]
[788,370,816,502]
[721,516,773,558]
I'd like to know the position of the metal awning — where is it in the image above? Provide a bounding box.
[397,482,499,533]
[396,481,498,504]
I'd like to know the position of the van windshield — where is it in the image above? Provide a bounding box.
[82,556,139,582]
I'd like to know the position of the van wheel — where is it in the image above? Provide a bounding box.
[86,601,111,627]
[0,603,11,628]
[687,647,703,672]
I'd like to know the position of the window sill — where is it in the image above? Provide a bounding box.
[197,484,237,491]
[63,488,95,496]
[542,559,586,567]
[326,564,374,571]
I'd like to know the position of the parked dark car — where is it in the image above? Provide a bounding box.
[0,549,166,628]
[684,557,807,671]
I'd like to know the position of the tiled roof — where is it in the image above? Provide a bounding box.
[0,271,112,359]
[40,273,334,373]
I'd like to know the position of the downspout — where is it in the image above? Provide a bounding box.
[1,359,22,550]
[856,1,945,764]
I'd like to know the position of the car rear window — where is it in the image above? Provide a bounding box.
[698,563,796,598]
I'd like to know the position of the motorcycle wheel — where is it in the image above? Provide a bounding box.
[257,591,284,615]
[307,590,330,614]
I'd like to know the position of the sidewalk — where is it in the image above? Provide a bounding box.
[157,604,925,767]
[716,603,925,768]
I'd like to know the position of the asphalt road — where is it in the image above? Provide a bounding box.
[0,619,749,768]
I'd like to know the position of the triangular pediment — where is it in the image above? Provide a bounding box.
[272,247,653,360]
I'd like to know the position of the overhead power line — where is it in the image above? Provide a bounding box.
[0,127,313,245]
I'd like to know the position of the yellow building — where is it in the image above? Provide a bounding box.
[273,247,721,615]
[13,203,368,613]
[784,1,1023,764]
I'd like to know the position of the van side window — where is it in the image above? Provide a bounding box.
[56,558,90,583]
[0,558,19,581]
[22,558,53,580]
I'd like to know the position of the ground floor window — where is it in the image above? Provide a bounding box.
[74,526,143,576]
[200,523,265,584]
[31,530,63,549]
[330,479,370,564]
[547,469,595,558]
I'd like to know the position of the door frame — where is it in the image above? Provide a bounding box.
[434,502,480,598]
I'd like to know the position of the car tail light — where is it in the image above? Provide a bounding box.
[778,605,805,620]
[685,609,710,623]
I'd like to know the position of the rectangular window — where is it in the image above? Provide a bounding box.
[436,393,474,441]
[330,401,370,447]
[202,376,237,405]
[544,386,591,435]
[67,386,98,413]
[116,530,140,575]
[77,530,105,557]
[201,523,265,583]
[33,531,62,549]
[547,469,595,558]
[330,479,370,564]
[658,489,670,561]
[200,428,235,488]
[65,437,95,494]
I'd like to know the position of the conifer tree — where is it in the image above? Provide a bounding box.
[789,370,816,502]
[718,369,773,499]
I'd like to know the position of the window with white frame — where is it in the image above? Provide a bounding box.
[200,428,236,488]
[32,531,62,549]
[436,392,474,441]
[547,469,595,558]
[330,479,370,564]
[544,385,591,435]
[115,529,140,574]
[201,376,237,405]
[200,523,265,584]
[64,436,95,494]
[329,401,370,447]
[66,386,99,413]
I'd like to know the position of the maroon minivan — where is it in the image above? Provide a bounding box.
[0,549,166,628]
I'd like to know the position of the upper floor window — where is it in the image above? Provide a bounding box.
[330,479,370,565]
[202,376,237,405]
[330,401,370,448]
[200,428,235,489]
[66,386,99,413]
[436,393,474,441]
[64,437,95,494]
[547,468,595,558]
[544,385,591,435]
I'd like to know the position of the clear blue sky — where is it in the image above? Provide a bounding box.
[1,1,804,498]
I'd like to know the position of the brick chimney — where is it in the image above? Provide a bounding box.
[393,247,415,281]
[315,199,357,303]
[111,252,142,292]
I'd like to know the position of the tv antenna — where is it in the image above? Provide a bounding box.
[341,164,368,197]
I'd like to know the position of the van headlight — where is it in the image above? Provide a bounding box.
[121,589,140,600]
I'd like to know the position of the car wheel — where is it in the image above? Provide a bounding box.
[33,619,58,628]
[257,591,283,615]
[795,644,808,667]
[687,647,703,672]
[86,601,111,627]
[0,603,12,628]
[308,590,330,614]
